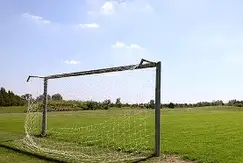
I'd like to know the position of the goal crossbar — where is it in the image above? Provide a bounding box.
[46,62,156,80]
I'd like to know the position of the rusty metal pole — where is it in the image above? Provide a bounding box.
[41,78,48,136]
[155,61,161,156]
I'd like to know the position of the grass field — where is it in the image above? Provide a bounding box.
[1,106,243,163]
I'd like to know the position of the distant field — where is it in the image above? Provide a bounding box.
[0,106,27,113]
[1,106,243,162]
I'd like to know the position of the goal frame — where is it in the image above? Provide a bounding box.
[27,58,161,157]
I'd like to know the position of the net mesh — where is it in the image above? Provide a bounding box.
[14,64,156,162]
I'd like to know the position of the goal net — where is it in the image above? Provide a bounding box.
[14,61,160,162]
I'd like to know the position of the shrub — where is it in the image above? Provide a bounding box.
[168,102,175,109]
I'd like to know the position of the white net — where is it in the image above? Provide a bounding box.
[14,64,156,162]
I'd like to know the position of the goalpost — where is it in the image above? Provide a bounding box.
[25,59,161,161]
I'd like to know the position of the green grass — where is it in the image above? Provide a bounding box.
[0,112,50,163]
[0,106,27,113]
[1,106,243,162]
[162,107,243,163]
[0,147,52,163]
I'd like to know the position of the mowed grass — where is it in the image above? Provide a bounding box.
[1,106,243,162]
[0,106,27,113]
[0,112,50,163]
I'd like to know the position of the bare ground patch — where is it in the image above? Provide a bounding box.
[138,155,196,163]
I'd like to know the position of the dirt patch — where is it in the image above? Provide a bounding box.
[139,155,196,163]
[161,155,195,163]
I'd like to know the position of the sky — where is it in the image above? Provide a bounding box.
[1,0,243,104]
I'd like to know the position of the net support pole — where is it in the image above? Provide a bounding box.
[41,78,48,136]
[155,61,161,156]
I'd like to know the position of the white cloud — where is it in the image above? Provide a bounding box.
[111,41,126,48]
[22,12,100,30]
[77,23,100,28]
[100,1,116,15]
[88,0,153,16]
[110,41,149,65]
[22,13,51,24]
[112,41,144,50]
[129,44,144,49]
[64,60,80,65]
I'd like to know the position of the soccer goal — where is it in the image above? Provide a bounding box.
[17,59,161,162]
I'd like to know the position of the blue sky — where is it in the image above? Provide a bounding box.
[1,0,243,103]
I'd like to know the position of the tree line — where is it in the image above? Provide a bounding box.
[0,87,64,107]
[107,99,243,109]
[0,87,26,106]
[162,100,243,109]
[21,93,63,101]
[2,87,243,109]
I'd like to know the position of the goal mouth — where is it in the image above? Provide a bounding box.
[15,59,161,162]
[19,109,153,162]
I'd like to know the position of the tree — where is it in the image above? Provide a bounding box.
[0,92,3,106]
[228,99,237,106]
[0,87,6,94]
[103,99,111,105]
[103,99,111,110]
[148,99,155,109]
[214,100,224,106]
[168,102,175,109]
[36,94,51,102]
[115,98,122,108]
[51,93,63,101]
[36,95,43,102]
[0,87,26,106]
[21,94,32,100]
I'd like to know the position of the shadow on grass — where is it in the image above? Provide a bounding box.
[0,143,67,163]
[131,154,155,163]
[0,137,155,163]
